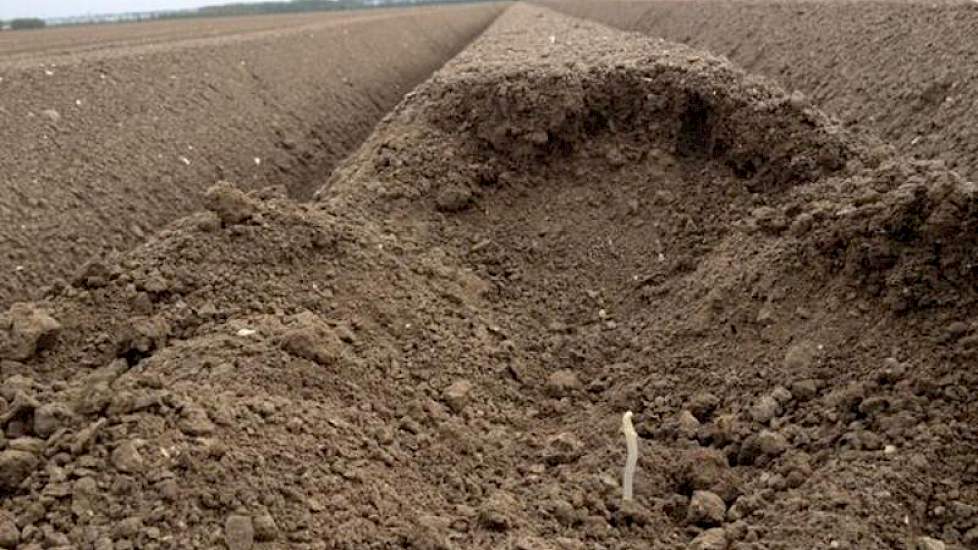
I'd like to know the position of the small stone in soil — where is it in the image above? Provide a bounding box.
[678,447,739,502]
[0,303,61,361]
[0,449,38,491]
[253,513,279,542]
[0,512,20,548]
[750,394,781,424]
[0,391,40,425]
[7,437,43,454]
[687,490,726,527]
[32,402,75,438]
[442,379,474,413]
[915,537,946,550]
[739,430,788,464]
[757,430,789,455]
[544,432,584,464]
[678,410,701,438]
[688,527,727,550]
[435,185,473,212]
[205,182,257,225]
[687,391,720,420]
[225,514,255,550]
[545,369,582,398]
[789,379,818,401]
[111,440,144,473]
[479,490,519,531]
[71,476,99,518]
[614,500,652,526]
[783,340,818,371]
[178,406,216,436]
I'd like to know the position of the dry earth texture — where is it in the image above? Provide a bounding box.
[2,3,978,550]
[541,0,978,186]
[0,11,417,60]
[0,4,504,308]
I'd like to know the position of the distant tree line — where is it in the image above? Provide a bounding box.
[199,0,370,16]
[157,0,491,20]
[2,0,489,29]
[0,18,47,30]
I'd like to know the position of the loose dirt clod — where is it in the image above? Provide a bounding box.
[0,303,61,361]
[916,537,947,550]
[253,513,279,542]
[0,450,38,492]
[687,490,726,527]
[0,512,19,548]
[111,440,144,473]
[443,379,474,413]
[204,182,258,226]
[688,527,727,550]
[545,369,582,397]
[225,514,255,550]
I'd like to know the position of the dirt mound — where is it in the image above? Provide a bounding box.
[1,4,977,550]
[541,0,978,185]
[0,3,503,309]
[424,42,858,192]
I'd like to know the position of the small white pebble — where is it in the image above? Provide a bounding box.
[236,328,257,337]
[254,157,261,166]
[884,444,897,455]
[179,156,191,166]
[44,69,54,76]
[75,99,82,106]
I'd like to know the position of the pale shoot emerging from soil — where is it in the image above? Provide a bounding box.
[621,410,638,502]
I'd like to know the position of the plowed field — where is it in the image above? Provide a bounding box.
[0,4,503,307]
[1,3,975,550]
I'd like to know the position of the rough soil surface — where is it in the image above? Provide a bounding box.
[0,10,416,62]
[2,4,977,550]
[541,0,978,185]
[0,3,503,308]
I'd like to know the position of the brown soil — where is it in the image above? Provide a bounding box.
[2,4,977,550]
[542,0,978,185]
[0,11,391,62]
[0,3,503,308]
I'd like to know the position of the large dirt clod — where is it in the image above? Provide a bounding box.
[0,304,61,361]
[0,450,38,492]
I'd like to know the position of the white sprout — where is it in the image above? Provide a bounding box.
[621,410,638,502]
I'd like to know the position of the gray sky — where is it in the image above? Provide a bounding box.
[1,0,264,19]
